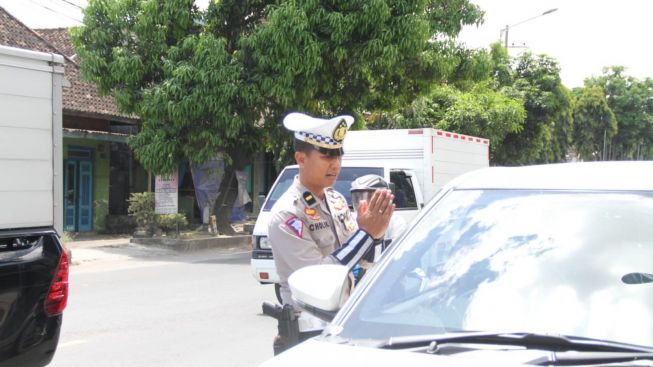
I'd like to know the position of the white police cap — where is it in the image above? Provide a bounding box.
[283,112,354,150]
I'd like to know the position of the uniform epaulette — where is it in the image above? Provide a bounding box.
[301,191,318,208]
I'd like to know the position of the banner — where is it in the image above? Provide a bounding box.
[155,171,178,214]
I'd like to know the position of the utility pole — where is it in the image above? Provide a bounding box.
[504,25,509,49]
[602,129,607,161]
[500,8,558,49]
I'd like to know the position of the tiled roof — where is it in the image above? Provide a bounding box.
[0,5,56,54]
[35,28,76,59]
[0,6,137,123]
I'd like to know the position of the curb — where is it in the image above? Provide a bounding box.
[130,235,251,252]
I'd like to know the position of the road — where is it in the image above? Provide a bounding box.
[50,243,278,367]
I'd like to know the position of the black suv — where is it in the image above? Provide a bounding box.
[0,229,68,367]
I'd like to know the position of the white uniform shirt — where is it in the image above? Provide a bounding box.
[268,177,359,306]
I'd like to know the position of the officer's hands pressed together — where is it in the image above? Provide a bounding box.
[354,189,394,240]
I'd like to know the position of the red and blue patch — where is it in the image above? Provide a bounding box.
[285,216,304,238]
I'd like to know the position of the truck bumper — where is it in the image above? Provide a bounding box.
[251,256,280,284]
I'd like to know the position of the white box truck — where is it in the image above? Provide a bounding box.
[0,45,64,234]
[251,128,489,302]
[0,45,69,367]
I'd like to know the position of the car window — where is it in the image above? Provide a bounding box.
[263,167,383,211]
[262,168,298,211]
[390,170,417,209]
[340,190,653,348]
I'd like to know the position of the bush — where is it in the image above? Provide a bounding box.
[127,192,155,233]
[156,213,188,236]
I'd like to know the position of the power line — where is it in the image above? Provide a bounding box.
[28,0,83,24]
[55,0,84,11]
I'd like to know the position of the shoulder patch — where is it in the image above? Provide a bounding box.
[302,191,318,207]
[284,216,304,238]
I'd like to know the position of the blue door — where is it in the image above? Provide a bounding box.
[63,147,94,232]
[64,161,77,232]
[78,160,93,232]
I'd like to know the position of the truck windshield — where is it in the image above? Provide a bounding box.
[262,167,383,211]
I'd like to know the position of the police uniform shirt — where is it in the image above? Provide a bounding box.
[268,176,358,306]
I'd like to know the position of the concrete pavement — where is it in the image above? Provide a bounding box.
[63,231,251,268]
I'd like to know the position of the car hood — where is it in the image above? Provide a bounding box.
[258,338,545,367]
[252,211,271,236]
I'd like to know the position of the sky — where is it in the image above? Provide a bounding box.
[1,0,651,88]
[457,0,653,87]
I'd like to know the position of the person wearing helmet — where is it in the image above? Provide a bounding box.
[351,174,407,257]
[350,174,407,281]
[267,112,394,354]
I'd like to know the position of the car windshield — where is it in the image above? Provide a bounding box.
[262,167,384,211]
[339,189,653,348]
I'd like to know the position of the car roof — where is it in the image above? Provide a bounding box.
[452,161,653,191]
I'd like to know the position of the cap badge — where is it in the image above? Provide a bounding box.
[332,119,348,143]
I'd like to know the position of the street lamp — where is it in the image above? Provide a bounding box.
[500,8,558,49]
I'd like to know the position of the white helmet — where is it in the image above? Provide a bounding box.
[350,174,390,211]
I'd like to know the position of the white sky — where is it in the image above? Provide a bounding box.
[1,0,651,88]
[457,0,653,88]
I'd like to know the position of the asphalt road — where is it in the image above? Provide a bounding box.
[50,244,278,367]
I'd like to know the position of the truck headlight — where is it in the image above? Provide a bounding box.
[257,236,271,249]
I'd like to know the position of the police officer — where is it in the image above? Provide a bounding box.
[268,112,394,353]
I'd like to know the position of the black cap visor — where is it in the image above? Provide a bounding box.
[316,146,344,157]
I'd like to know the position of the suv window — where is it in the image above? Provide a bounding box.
[263,167,383,211]
[390,170,417,209]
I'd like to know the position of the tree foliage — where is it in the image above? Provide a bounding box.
[73,0,485,170]
[583,67,653,160]
[367,82,524,159]
[71,0,484,229]
[572,86,617,160]
[368,43,525,162]
[368,44,574,166]
[494,52,573,165]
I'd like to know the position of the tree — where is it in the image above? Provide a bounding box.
[368,82,524,159]
[493,52,573,165]
[367,43,525,160]
[584,67,653,160]
[572,86,617,160]
[71,0,484,232]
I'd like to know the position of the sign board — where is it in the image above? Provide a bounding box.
[155,171,178,214]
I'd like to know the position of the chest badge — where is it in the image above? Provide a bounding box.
[333,197,346,210]
[304,208,321,220]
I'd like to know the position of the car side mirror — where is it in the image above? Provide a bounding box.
[288,264,350,322]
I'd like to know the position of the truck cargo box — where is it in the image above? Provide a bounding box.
[0,45,64,234]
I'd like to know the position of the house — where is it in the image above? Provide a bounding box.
[0,6,149,233]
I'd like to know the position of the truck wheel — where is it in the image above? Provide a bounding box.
[274,283,282,304]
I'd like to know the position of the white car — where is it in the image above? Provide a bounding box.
[260,161,653,366]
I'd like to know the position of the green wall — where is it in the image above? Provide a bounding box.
[63,138,110,231]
